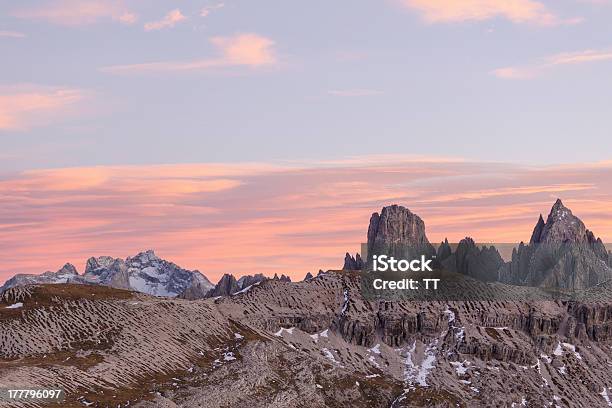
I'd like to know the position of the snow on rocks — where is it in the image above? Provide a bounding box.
[321,348,339,364]
[274,327,294,337]
[310,328,330,343]
[402,339,438,388]
[450,360,470,376]
[602,388,612,407]
[562,342,582,360]
[4,302,23,309]
[341,289,349,315]
[368,344,381,354]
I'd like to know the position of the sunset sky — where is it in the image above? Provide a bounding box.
[1,0,611,283]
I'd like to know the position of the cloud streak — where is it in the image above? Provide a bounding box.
[200,3,225,17]
[0,157,611,284]
[0,84,87,131]
[101,33,277,74]
[12,0,137,26]
[493,48,612,79]
[144,9,186,31]
[0,31,26,38]
[399,0,580,26]
[328,89,383,97]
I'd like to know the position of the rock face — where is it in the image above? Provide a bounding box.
[238,273,267,289]
[442,238,504,282]
[437,238,452,261]
[83,250,210,297]
[367,204,431,249]
[178,272,216,300]
[190,273,286,299]
[0,263,82,292]
[84,256,130,289]
[338,204,437,269]
[500,199,612,289]
[207,274,240,297]
[1,250,214,298]
[303,272,314,281]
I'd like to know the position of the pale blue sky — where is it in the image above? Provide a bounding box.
[1,0,612,171]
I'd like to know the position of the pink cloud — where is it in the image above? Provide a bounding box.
[400,0,580,26]
[0,84,86,131]
[101,33,277,74]
[1,157,611,285]
[12,0,137,26]
[0,31,26,38]
[144,9,186,31]
[493,48,612,79]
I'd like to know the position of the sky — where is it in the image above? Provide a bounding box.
[1,0,612,283]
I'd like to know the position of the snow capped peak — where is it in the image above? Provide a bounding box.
[1,250,213,299]
[131,250,159,264]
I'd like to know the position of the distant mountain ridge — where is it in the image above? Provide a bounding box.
[0,250,293,299]
[0,250,214,297]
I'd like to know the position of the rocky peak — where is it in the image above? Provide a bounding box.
[207,274,240,297]
[532,199,589,244]
[442,237,504,282]
[529,215,546,244]
[131,250,159,264]
[85,256,117,275]
[342,253,363,270]
[237,273,267,289]
[367,205,430,249]
[437,238,452,261]
[56,263,78,276]
[303,272,314,281]
[273,273,291,283]
[501,199,612,289]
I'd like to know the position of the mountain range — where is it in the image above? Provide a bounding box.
[1,199,612,407]
[345,199,612,291]
[0,250,294,299]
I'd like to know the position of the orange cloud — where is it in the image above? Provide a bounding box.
[0,85,86,131]
[100,33,277,74]
[400,0,579,26]
[12,0,137,26]
[493,48,612,79]
[144,9,186,31]
[1,158,611,285]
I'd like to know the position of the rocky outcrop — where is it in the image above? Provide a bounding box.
[207,274,240,297]
[442,237,504,282]
[437,238,452,261]
[342,253,364,270]
[303,272,314,281]
[367,204,431,248]
[178,272,215,300]
[238,273,267,289]
[272,273,291,283]
[84,256,130,289]
[500,199,612,290]
[366,205,436,262]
